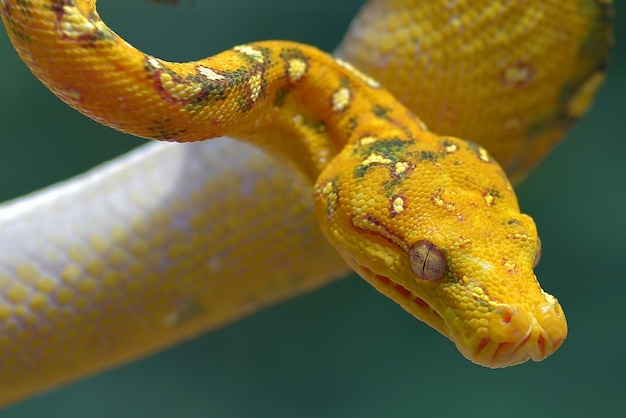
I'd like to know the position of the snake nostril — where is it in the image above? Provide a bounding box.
[495,304,515,326]
[501,310,512,324]
[489,304,532,346]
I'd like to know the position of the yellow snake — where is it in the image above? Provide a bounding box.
[0,0,612,407]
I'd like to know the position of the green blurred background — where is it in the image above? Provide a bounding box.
[0,1,624,417]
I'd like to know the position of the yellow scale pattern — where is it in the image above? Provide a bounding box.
[338,0,612,183]
[0,0,612,407]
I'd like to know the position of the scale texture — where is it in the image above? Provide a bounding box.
[0,0,612,407]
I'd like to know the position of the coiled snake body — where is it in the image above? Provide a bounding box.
[0,0,612,406]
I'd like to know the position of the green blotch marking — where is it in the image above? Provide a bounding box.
[318,177,339,218]
[236,93,253,112]
[292,113,327,134]
[466,141,482,153]
[441,138,459,151]
[353,139,438,194]
[5,25,31,43]
[188,79,234,110]
[145,57,239,111]
[274,87,289,107]
[354,139,424,198]
[382,180,410,197]
[372,105,391,118]
[577,0,613,62]
[148,118,188,140]
[477,299,491,308]
[2,0,32,41]
[353,138,410,178]
[50,1,115,47]
[235,69,268,113]
[302,117,326,134]
[486,187,502,198]
[279,47,309,76]
[418,150,437,162]
[525,110,572,139]
[347,116,360,134]
[354,164,370,179]
[466,141,495,162]
[279,47,306,60]
[356,138,410,160]
[49,0,67,14]
[237,45,272,66]
[447,272,460,284]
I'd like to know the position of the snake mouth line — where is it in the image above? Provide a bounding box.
[354,264,449,338]
[474,331,532,367]
[372,274,435,314]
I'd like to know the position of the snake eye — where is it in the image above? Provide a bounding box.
[533,237,542,268]
[409,240,447,282]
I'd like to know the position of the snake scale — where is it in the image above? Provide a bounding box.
[0,0,612,407]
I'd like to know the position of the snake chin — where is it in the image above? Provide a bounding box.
[352,263,566,369]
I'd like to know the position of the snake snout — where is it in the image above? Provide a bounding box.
[470,297,567,368]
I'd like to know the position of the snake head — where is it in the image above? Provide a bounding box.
[314,128,567,368]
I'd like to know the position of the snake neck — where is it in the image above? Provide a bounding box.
[0,0,427,181]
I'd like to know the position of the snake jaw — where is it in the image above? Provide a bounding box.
[352,264,451,340]
[351,258,567,368]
